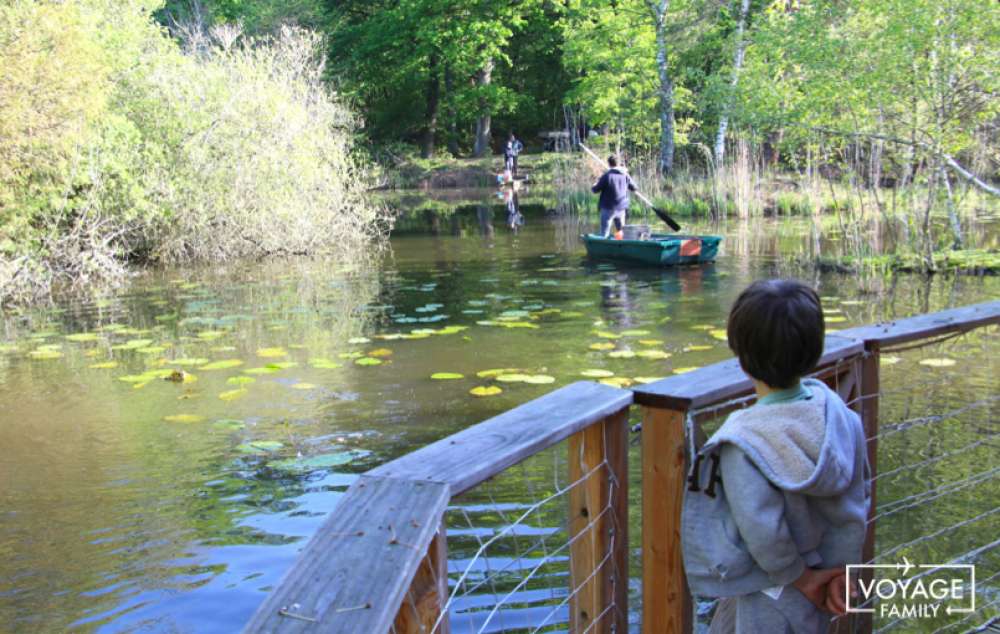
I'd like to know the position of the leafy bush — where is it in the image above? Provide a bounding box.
[0,0,388,306]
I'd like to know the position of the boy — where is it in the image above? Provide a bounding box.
[682,279,870,633]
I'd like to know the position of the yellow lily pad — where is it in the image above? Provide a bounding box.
[825,316,847,324]
[709,329,728,341]
[593,330,621,339]
[638,339,665,346]
[368,348,393,357]
[66,333,100,343]
[683,345,713,352]
[200,359,244,371]
[608,350,636,359]
[164,414,205,423]
[589,342,615,351]
[495,374,533,383]
[919,358,956,368]
[633,376,665,384]
[355,357,382,366]
[580,369,615,378]
[291,383,317,390]
[88,361,119,369]
[522,375,555,385]
[219,388,248,401]
[29,348,63,360]
[620,329,651,337]
[636,350,672,360]
[599,377,633,388]
[257,347,288,358]
[673,366,700,374]
[431,372,464,380]
[227,376,256,385]
[470,386,503,397]
[476,368,521,378]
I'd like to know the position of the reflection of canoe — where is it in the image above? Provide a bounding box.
[582,233,722,266]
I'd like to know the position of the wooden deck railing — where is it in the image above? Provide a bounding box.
[246,299,999,633]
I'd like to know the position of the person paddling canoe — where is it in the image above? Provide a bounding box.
[591,155,637,238]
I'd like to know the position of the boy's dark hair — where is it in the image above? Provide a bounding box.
[608,155,618,167]
[727,279,825,389]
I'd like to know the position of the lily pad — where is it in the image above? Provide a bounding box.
[88,361,119,369]
[495,373,533,383]
[880,355,902,366]
[200,359,244,371]
[136,346,168,355]
[196,330,227,341]
[65,333,100,343]
[919,358,956,368]
[599,377,633,388]
[620,329,651,337]
[522,375,555,385]
[589,342,615,351]
[636,350,672,360]
[673,366,700,374]
[431,372,464,380]
[470,386,503,397]
[355,357,382,366]
[683,345,713,352]
[593,330,621,339]
[290,383,317,390]
[244,366,280,375]
[633,376,665,384]
[164,414,205,423]
[169,358,210,366]
[338,351,363,360]
[310,358,342,369]
[118,338,154,350]
[367,348,393,357]
[269,450,371,472]
[477,368,521,378]
[580,369,615,378]
[227,376,256,385]
[267,362,298,370]
[212,419,245,430]
[29,348,63,360]
[825,316,847,324]
[639,339,665,346]
[237,440,284,454]
[257,347,288,358]
[709,329,728,342]
[608,350,636,359]
[348,337,371,344]
[219,388,248,401]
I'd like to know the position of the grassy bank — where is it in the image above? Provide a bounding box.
[0,1,390,307]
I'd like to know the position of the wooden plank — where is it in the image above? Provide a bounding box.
[393,522,450,634]
[371,381,633,495]
[838,300,1000,348]
[633,335,863,411]
[641,407,692,634]
[567,408,629,634]
[244,475,449,634]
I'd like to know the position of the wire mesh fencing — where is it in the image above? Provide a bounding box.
[682,324,998,633]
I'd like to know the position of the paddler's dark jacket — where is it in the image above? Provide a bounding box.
[592,168,637,212]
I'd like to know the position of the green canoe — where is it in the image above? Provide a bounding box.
[582,233,722,266]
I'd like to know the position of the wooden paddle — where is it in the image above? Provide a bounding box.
[578,143,682,232]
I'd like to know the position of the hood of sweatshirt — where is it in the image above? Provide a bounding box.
[703,378,858,496]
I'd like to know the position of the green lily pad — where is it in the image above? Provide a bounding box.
[88,361,119,369]
[136,346,168,355]
[65,333,100,343]
[200,359,244,371]
[212,419,246,430]
[227,376,256,385]
[310,358,342,369]
[495,373,533,383]
[29,348,63,360]
[355,357,382,366]
[169,358,210,366]
[477,368,522,378]
[683,345,713,352]
[431,372,464,380]
[608,350,636,359]
[522,375,555,385]
[338,351,363,359]
[636,350,672,360]
[118,338,154,350]
[348,337,371,344]
[244,366,281,375]
[269,450,371,472]
[196,330,227,341]
[290,383,317,390]
[580,369,615,378]
[589,342,615,351]
[237,440,284,454]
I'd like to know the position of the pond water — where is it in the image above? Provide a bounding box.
[1,189,997,632]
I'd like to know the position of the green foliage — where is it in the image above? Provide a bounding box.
[0,1,385,306]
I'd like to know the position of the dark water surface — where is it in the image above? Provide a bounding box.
[1,190,997,632]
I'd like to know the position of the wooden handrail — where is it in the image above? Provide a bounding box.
[837,300,999,348]
[370,381,633,495]
[245,381,633,633]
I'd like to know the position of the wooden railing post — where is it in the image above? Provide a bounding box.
[393,522,450,634]
[568,407,629,634]
[641,406,692,634]
[857,346,880,634]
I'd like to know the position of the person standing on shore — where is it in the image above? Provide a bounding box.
[591,155,636,238]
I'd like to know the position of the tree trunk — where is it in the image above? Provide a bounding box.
[651,2,675,175]
[714,0,751,167]
[444,65,460,156]
[421,53,440,159]
[472,59,494,158]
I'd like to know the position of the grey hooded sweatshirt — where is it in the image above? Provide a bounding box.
[681,379,870,598]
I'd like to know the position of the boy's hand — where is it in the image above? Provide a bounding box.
[824,572,856,616]
[792,567,844,611]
